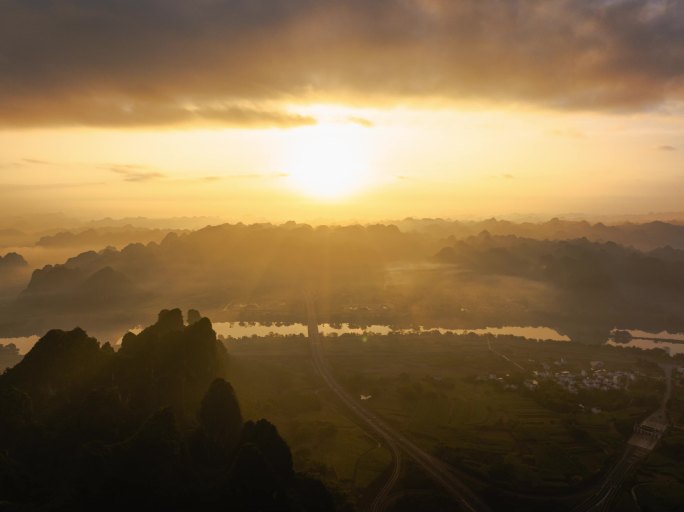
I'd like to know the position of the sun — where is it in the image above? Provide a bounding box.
[283,125,370,199]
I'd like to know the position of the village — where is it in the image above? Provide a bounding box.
[523,359,638,394]
[481,356,660,413]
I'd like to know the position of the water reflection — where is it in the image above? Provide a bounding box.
[212,322,570,342]
[607,328,684,356]
[6,324,683,358]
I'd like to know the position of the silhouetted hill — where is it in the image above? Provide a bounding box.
[16,264,145,322]
[3,327,104,405]
[2,221,684,340]
[435,234,684,291]
[0,222,428,334]
[81,216,223,230]
[80,266,134,302]
[0,253,30,298]
[23,264,84,294]
[0,310,335,511]
[35,225,184,249]
[0,252,27,270]
[398,217,684,251]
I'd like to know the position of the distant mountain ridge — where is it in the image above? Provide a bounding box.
[396,217,684,251]
[35,226,187,248]
[2,221,684,341]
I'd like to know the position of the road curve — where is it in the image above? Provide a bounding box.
[367,422,402,512]
[306,295,491,512]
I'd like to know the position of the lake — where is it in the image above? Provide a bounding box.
[211,322,571,342]
[4,323,684,357]
[607,329,684,356]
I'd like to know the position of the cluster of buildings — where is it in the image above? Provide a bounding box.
[523,360,637,394]
[482,358,642,396]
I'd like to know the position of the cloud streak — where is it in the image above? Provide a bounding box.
[346,117,374,128]
[1,0,683,128]
[0,99,316,129]
[108,166,165,182]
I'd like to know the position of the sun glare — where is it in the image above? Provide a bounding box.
[283,125,370,199]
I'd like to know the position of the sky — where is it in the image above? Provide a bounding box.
[1,0,683,222]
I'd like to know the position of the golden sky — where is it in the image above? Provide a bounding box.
[1,0,683,221]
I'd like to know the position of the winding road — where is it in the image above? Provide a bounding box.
[305,294,675,512]
[306,295,491,512]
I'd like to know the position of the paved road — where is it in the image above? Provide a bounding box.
[306,295,491,512]
[487,338,525,371]
[573,364,674,512]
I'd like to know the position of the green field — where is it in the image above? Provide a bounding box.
[225,332,671,510]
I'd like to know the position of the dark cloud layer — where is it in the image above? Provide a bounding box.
[1,0,683,128]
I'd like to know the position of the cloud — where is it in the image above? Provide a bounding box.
[658,145,677,151]
[108,166,165,182]
[2,182,106,191]
[199,107,316,128]
[22,158,51,165]
[346,116,374,128]
[0,161,23,170]
[221,172,290,180]
[0,99,315,129]
[191,172,289,182]
[1,0,684,128]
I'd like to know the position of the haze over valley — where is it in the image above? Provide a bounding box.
[2,1,684,510]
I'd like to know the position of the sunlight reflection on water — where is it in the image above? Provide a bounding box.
[607,329,684,356]
[5,324,684,357]
[211,322,571,341]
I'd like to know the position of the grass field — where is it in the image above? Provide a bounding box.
[224,331,671,510]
